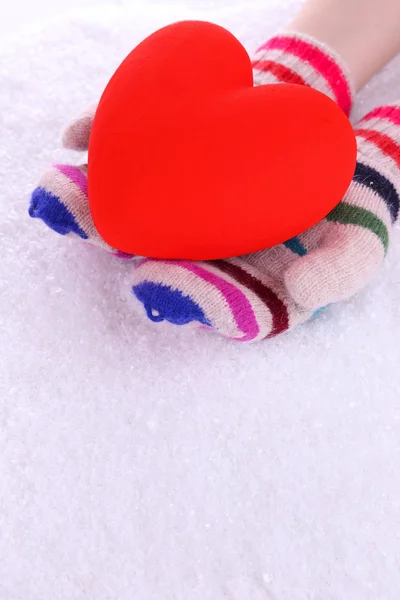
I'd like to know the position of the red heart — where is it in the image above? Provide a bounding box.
[88,21,356,260]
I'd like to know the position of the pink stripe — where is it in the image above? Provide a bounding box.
[258,36,352,115]
[139,259,260,341]
[54,164,88,197]
[362,106,400,126]
[172,262,260,342]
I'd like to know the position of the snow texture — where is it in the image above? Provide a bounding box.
[1,1,400,598]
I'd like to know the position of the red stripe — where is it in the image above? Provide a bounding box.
[251,59,306,86]
[362,106,400,126]
[354,128,400,169]
[257,36,352,115]
[212,260,290,339]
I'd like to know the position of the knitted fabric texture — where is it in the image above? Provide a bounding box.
[29,32,400,342]
[62,104,97,152]
[30,164,132,257]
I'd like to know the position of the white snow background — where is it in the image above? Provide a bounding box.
[1,0,400,598]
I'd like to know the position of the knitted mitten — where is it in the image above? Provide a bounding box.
[285,106,400,309]
[132,105,400,340]
[62,104,97,151]
[250,33,353,114]
[130,33,359,340]
[30,31,351,254]
[29,163,133,258]
[29,33,400,342]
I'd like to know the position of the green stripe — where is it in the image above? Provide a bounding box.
[327,202,389,253]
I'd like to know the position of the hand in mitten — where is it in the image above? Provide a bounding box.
[62,103,97,151]
[284,106,400,311]
[29,106,134,258]
[29,33,399,342]
[130,36,399,341]
[29,32,349,257]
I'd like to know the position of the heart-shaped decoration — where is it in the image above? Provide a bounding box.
[88,20,356,260]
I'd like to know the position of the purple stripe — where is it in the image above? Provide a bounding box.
[166,261,260,341]
[54,164,88,197]
[114,250,135,259]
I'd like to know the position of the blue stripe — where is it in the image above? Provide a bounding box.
[284,236,307,256]
[284,237,327,317]
[132,281,211,326]
[313,306,327,318]
[29,187,88,239]
[354,162,399,223]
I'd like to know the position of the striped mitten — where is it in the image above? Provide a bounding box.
[29,107,134,258]
[30,31,351,262]
[132,105,400,341]
[285,106,400,310]
[29,32,400,342]
[251,33,353,114]
[130,32,361,341]
[29,163,132,258]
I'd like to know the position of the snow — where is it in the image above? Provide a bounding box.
[1,1,400,598]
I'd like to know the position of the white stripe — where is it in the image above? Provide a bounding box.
[252,48,335,100]
[252,69,281,87]
[344,181,393,229]
[356,121,400,175]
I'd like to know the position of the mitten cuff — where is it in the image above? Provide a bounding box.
[252,32,354,116]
